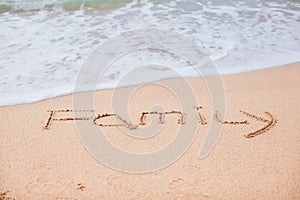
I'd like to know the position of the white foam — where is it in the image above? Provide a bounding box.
[0,0,300,106]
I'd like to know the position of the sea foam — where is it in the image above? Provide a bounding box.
[0,0,300,106]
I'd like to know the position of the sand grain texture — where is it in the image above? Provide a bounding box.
[0,63,300,199]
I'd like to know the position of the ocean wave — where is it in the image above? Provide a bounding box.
[0,0,300,106]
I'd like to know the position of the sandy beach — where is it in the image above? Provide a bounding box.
[0,63,299,199]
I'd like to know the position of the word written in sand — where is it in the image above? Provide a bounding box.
[43,107,277,138]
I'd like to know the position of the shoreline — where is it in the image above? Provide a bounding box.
[0,63,300,199]
[1,61,299,108]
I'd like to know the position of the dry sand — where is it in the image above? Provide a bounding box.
[0,63,300,199]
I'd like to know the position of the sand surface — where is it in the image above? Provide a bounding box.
[0,63,300,199]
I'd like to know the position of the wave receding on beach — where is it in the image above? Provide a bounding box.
[0,0,300,106]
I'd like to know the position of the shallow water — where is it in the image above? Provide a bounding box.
[0,0,300,106]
